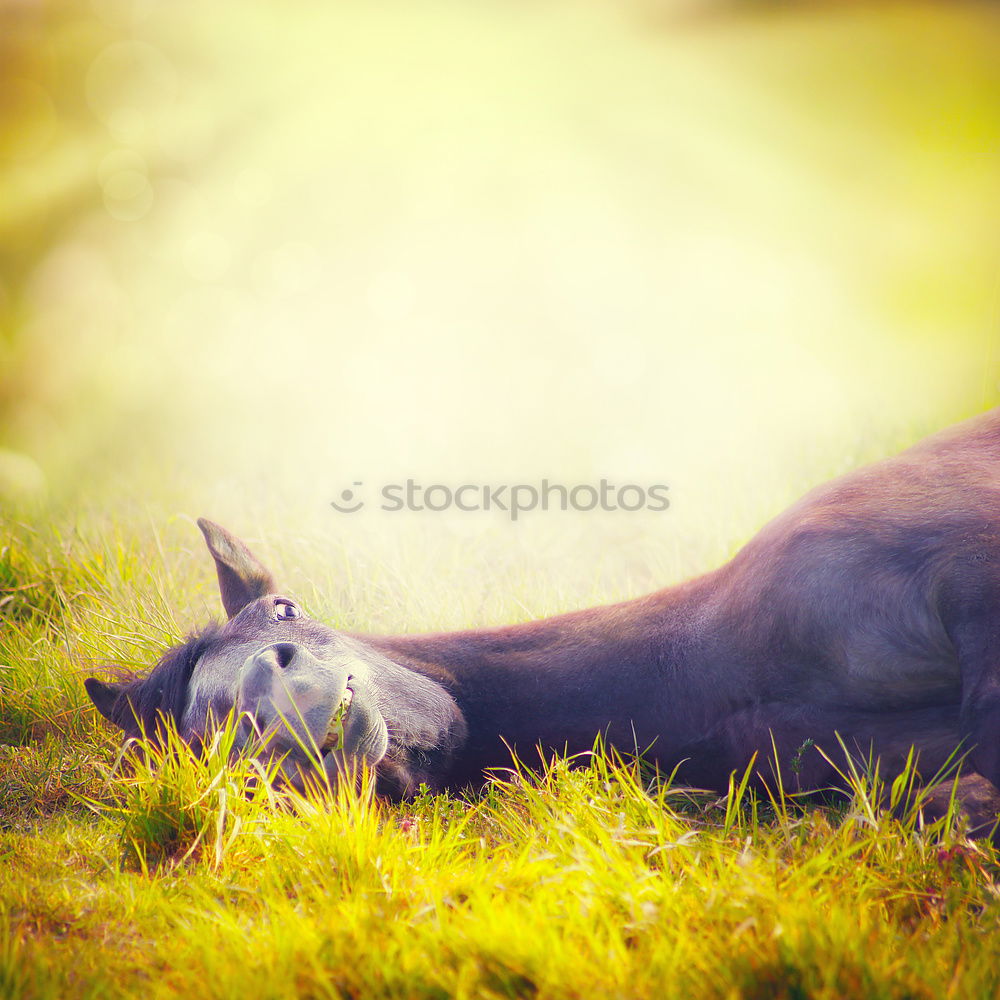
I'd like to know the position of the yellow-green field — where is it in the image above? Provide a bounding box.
[3,1,1000,997]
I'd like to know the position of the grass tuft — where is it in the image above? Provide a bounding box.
[79,715,285,873]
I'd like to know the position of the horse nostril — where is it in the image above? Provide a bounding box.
[269,642,299,670]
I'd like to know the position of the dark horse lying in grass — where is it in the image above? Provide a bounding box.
[87,410,1000,839]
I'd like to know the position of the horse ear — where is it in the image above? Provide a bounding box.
[85,677,126,728]
[85,676,144,738]
[197,518,278,619]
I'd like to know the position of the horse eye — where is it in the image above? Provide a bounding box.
[274,601,301,621]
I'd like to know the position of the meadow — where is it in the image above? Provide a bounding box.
[3,0,1000,996]
[4,433,1000,1000]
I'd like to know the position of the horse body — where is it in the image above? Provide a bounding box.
[86,409,1000,835]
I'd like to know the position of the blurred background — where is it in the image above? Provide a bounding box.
[1,0,999,623]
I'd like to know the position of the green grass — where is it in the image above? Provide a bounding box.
[1,508,999,1000]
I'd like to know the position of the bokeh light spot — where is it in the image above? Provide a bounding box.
[86,41,176,131]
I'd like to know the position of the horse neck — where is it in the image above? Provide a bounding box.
[360,573,723,778]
